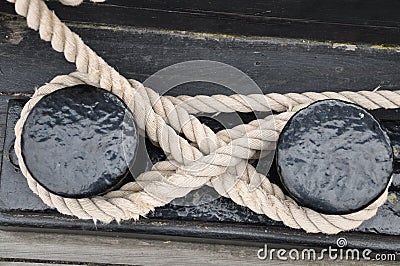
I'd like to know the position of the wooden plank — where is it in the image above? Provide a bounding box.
[0,16,73,94]
[0,96,11,176]
[0,230,269,266]
[0,15,400,96]
[2,0,400,44]
[0,230,398,265]
[0,263,81,266]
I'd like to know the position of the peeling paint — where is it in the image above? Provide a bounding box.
[332,43,357,51]
[388,193,398,205]
[370,44,400,52]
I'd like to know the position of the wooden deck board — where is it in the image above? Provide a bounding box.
[0,230,398,265]
[0,230,273,265]
[0,263,81,266]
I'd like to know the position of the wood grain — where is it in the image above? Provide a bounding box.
[0,230,270,265]
[0,16,400,96]
[0,96,11,176]
[2,0,400,44]
[0,230,398,265]
[0,263,81,266]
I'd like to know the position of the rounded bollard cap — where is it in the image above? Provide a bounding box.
[22,85,138,198]
[277,100,393,214]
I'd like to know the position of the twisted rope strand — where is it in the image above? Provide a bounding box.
[166,90,400,114]
[9,0,398,234]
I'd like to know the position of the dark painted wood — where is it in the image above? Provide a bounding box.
[1,16,400,96]
[0,96,9,176]
[2,0,400,44]
[370,108,400,171]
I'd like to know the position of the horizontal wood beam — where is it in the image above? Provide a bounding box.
[1,0,400,44]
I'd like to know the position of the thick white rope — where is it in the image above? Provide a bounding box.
[8,0,398,234]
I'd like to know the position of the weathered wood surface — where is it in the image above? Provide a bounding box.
[0,96,12,178]
[0,230,398,265]
[1,16,400,96]
[0,263,81,266]
[0,230,294,265]
[1,0,400,44]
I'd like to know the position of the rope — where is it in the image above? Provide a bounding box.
[165,90,400,114]
[8,0,399,234]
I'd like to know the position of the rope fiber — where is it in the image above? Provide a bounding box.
[8,0,400,234]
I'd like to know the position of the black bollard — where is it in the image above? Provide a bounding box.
[277,100,393,214]
[21,85,138,198]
